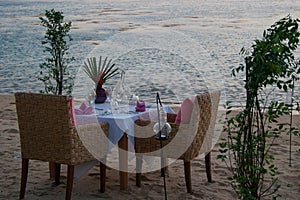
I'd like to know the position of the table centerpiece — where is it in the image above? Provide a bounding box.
[83,56,119,103]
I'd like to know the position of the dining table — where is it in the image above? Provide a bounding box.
[93,102,174,190]
[95,103,140,190]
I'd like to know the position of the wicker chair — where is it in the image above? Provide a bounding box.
[15,92,109,200]
[134,91,220,193]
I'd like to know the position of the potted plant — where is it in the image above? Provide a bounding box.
[218,15,300,199]
[83,56,119,103]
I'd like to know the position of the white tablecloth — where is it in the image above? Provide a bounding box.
[74,102,174,179]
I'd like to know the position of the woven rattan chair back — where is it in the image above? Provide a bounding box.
[134,91,221,193]
[15,92,108,200]
[15,92,95,165]
[199,90,221,154]
[135,92,212,159]
[178,91,212,160]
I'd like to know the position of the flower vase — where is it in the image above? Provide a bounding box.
[95,83,107,104]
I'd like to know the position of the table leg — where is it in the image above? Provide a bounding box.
[49,162,56,179]
[118,133,128,190]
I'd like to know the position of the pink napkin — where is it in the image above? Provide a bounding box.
[75,103,94,115]
[136,101,146,112]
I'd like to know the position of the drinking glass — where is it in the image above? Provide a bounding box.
[86,89,96,108]
[105,86,113,103]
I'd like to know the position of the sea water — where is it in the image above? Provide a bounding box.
[0,0,299,106]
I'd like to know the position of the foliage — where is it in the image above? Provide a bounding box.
[83,56,119,86]
[218,15,300,199]
[38,9,75,95]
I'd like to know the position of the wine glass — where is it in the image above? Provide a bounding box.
[104,86,113,103]
[86,89,96,108]
[112,86,123,104]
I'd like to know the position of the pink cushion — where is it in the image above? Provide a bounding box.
[69,97,77,126]
[175,96,195,125]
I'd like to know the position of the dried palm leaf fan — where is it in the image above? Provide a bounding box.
[83,56,119,86]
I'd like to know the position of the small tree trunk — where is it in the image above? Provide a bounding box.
[58,49,63,95]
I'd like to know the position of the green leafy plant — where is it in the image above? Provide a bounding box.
[83,56,119,86]
[38,9,75,95]
[218,15,300,199]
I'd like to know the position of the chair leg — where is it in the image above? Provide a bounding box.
[184,161,192,193]
[20,158,29,200]
[136,155,143,187]
[54,163,61,186]
[65,165,74,200]
[100,161,106,193]
[205,152,212,182]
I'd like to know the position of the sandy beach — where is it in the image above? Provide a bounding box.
[0,94,299,199]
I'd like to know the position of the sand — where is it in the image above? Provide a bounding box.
[0,94,299,199]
